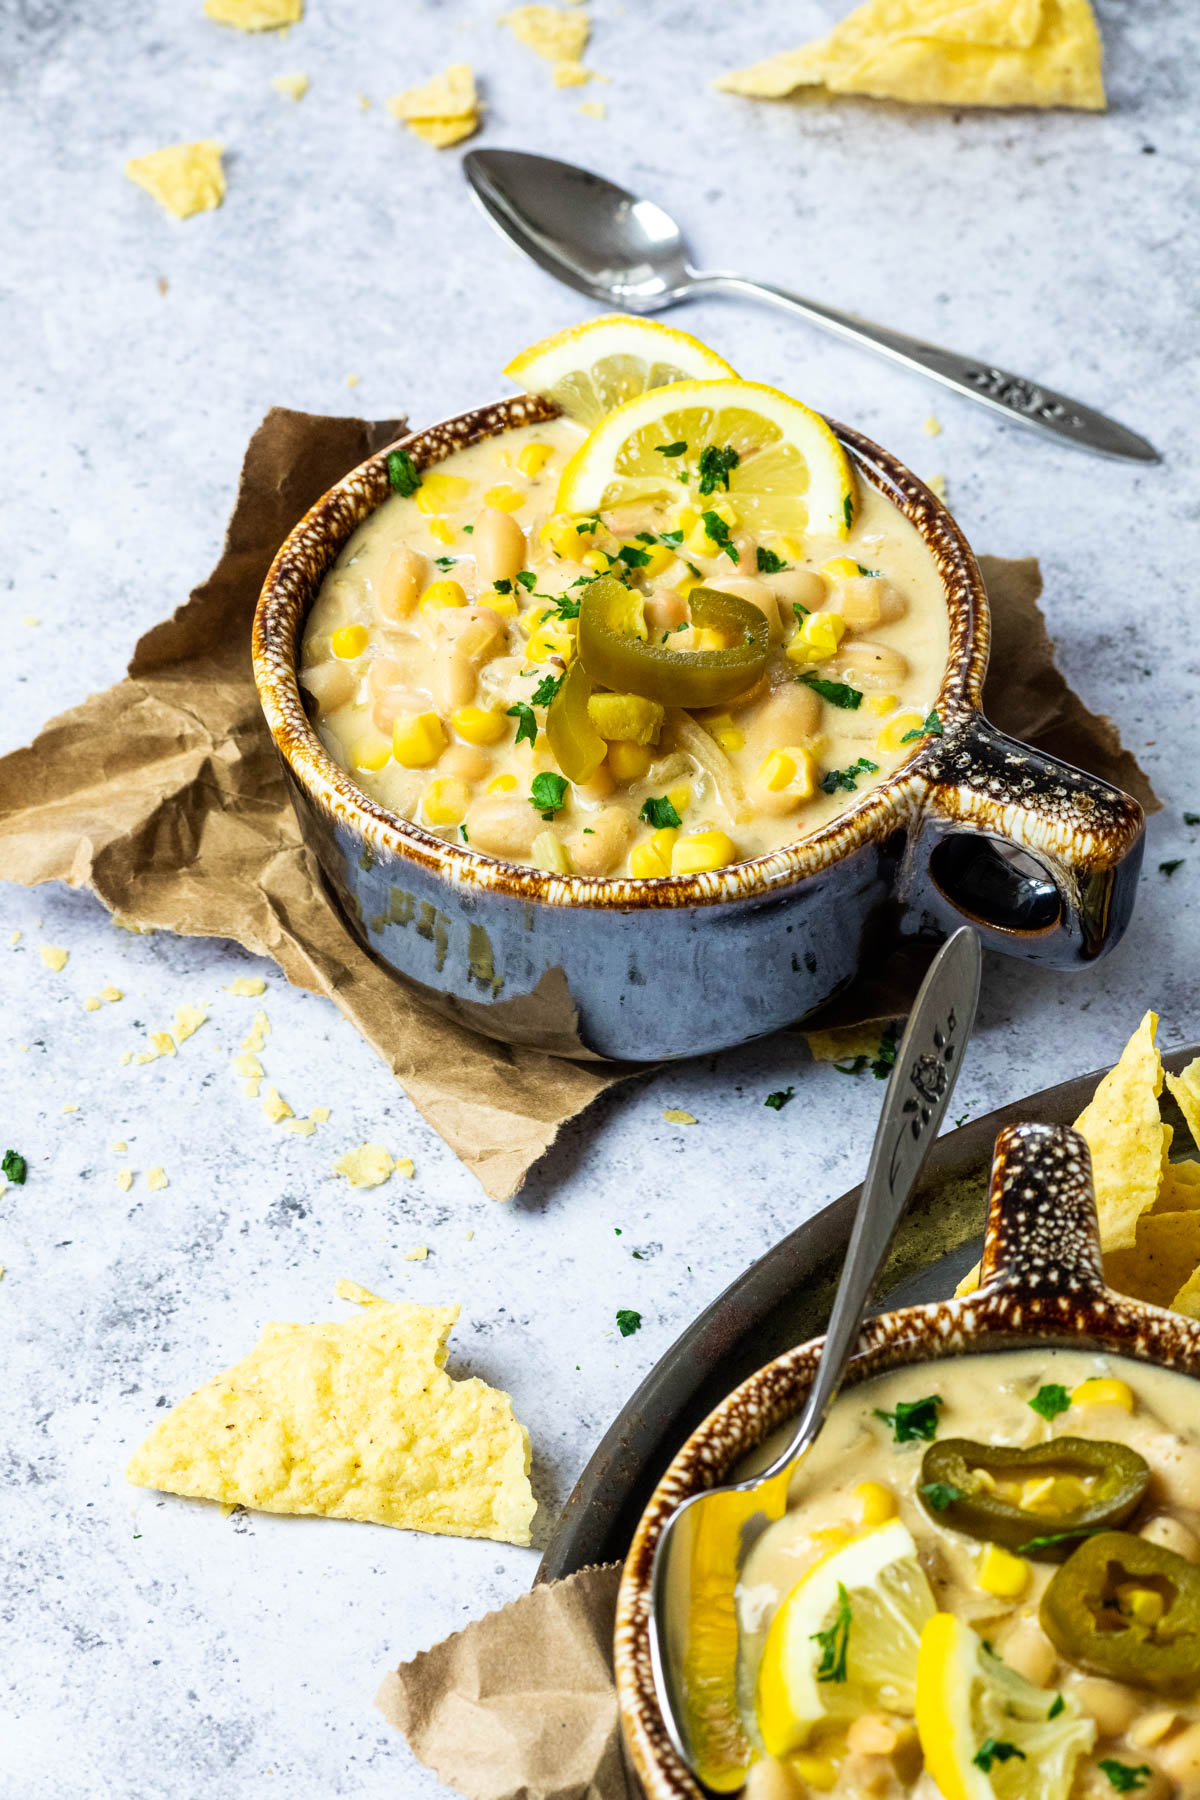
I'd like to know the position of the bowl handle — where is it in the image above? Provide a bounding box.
[977,1122,1105,1295]
[898,715,1145,966]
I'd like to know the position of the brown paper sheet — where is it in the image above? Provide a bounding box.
[376,1563,631,1800]
[0,412,1157,1200]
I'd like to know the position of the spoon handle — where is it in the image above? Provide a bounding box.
[762,927,981,1481]
[693,270,1159,463]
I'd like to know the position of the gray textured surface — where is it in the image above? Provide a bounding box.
[2,0,1198,1794]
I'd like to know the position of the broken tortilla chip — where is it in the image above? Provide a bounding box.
[125,142,226,220]
[717,0,1105,112]
[204,0,302,29]
[1072,1011,1168,1252]
[1167,1059,1200,1152]
[1152,1159,1200,1214]
[502,5,590,66]
[1105,1211,1200,1311]
[127,1281,536,1545]
[386,64,480,149]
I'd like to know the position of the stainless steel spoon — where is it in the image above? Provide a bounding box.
[646,925,982,1792]
[464,148,1159,464]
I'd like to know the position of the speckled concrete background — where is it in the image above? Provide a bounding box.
[2,0,1199,1793]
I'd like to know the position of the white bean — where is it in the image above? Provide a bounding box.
[441,743,491,782]
[464,793,541,860]
[379,546,427,621]
[741,1759,805,1800]
[745,682,821,758]
[830,576,906,631]
[835,639,910,691]
[644,591,689,635]
[1000,1618,1056,1688]
[473,507,526,588]
[570,806,633,875]
[707,575,782,641]
[433,642,477,711]
[298,660,357,712]
[367,655,408,699]
[372,687,424,733]
[1140,1513,1200,1561]
[767,569,827,614]
[1075,1677,1142,1739]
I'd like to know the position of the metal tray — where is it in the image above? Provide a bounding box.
[538,1045,1198,1583]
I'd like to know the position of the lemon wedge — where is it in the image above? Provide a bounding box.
[555,377,858,540]
[755,1517,935,1756]
[503,314,738,427]
[916,1612,1095,1800]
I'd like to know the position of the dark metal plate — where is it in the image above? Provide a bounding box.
[537,1046,1198,1583]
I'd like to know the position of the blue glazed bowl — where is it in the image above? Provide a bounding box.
[252,396,1144,1062]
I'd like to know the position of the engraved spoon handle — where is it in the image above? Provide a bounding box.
[690,270,1159,463]
[757,927,982,1484]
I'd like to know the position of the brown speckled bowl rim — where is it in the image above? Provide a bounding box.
[253,394,987,910]
[614,1124,1200,1799]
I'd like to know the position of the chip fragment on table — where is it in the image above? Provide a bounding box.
[717,0,1106,111]
[387,64,480,148]
[126,1281,536,1544]
[204,0,302,29]
[124,142,227,220]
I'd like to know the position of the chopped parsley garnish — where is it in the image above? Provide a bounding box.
[655,441,688,458]
[765,1087,795,1111]
[530,771,569,820]
[811,1582,852,1683]
[1048,1695,1065,1720]
[799,672,863,711]
[386,449,421,497]
[842,494,854,531]
[515,570,538,592]
[700,510,739,564]
[460,825,469,843]
[820,757,879,795]
[1160,859,1185,877]
[919,1481,963,1512]
[618,543,652,570]
[1029,1383,1071,1420]
[506,702,538,748]
[658,528,684,547]
[1186,812,1200,826]
[1099,1762,1152,1792]
[552,592,582,620]
[833,1022,900,1081]
[2,1148,27,1185]
[530,672,564,707]
[900,709,944,744]
[492,577,514,594]
[973,1740,1025,1774]
[639,796,682,831]
[792,599,811,621]
[616,1309,643,1337]
[434,555,456,570]
[462,523,474,534]
[697,444,740,495]
[856,563,880,577]
[753,546,785,574]
[1017,1524,1105,1554]
[874,1394,943,1443]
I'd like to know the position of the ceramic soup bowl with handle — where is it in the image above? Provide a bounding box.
[614,1121,1200,1796]
[253,399,1144,1062]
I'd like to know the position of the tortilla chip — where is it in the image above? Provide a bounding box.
[1105,1211,1200,1311]
[387,63,476,121]
[805,1019,899,1066]
[124,142,226,220]
[204,0,302,30]
[502,5,590,65]
[1072,1011,1167,1251]
[1167,1058,1200,1152]
[1152,1160,1200,1214]
[1173,1266,1200,1320]
[127,1282,536,1545]
[718,0,1105,111]
[406,116,479,148]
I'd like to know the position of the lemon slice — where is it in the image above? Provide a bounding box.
[755,1518,936,1756]
[503,314,738,427]
[916,1612,1095,1800]
[555,377,858,540]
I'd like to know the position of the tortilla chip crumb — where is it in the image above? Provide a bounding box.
[100,985,124,1003]
[150,1032,177,1058]
[387,64,480,148]
[345,374,360,388]
[226,977,266,997]
[125,142,227,220]
[310,1105,330,1124]
[61,1103,79,1114]
[263,1086,294,1124]
[503,5,589,64]
[204,0,302,30]
[174,1004,208,1042]
[927,473,948,500]
[242,1011,270,1053]
[271,70,309,100]
[333,1143,396,1189]
[40,946,69,971]
[120,1052,133,1067]
[134,1052,156,1066]
[396,1157,415,1179]
[125,1283,536,1543]
[243,1080,261,1099]
[113,1141,127,1153]
[282,1117,317,1138]
[116,1169,134,1192]
[663,1108,697,1125]
[113,916,154,935]
[552,59,593,86]
[147,1166,169,1191]
[83,996,102,1012]
[465,1229,475,1241]
[923,415,943,437]
[357,93,372,111]
[9,931,19,946]
[232,1053,262,1080]
[404,1246,429,1262]
[578,99,606,118]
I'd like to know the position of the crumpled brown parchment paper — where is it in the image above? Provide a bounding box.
[376,1563,632,1800]
[0,407,1157,1199]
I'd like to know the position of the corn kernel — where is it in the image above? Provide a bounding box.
[878,711,925,752]
[392,711,447,768]
[607,740,653,783]
[415,472,471,515]
[651,827,679,861]
[419,578,468,614]
[488,774,518,793]
[672,830,736,875]
[604,587,648,641]
[1116,1583,1165,1626]
[519,603,556,637]
[693,627,731,653]
[867,693,899,716]
[672,504,700,535]
[758,749,798,792]
[630,842,670,879]
[428,517,455,546]
[588,692,664,745]
[527,625,576,664]
[855,1481,898,1526]
[453,705,507,746]
[582,549,611,575]
[785,610,847,665]
[976,1544,1030,1599]
[667,783,692,816]
[481,588,519,617]
[350,739,391,773]
[330,624,368,659]
[776,534,807,565]
[707,495,740,529]
[484,484,525,513]
[676,572,703,601]
[823,557,861,581]
[789,1754,837,1792]
[684,519,722,559]
[541,514,595,559]
[714,725,745,753]
[640,542,674,578]
[423,777,470,825]
[1070,1377,1134,1412]
[517,441,553,479]
[532,829,572,874]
